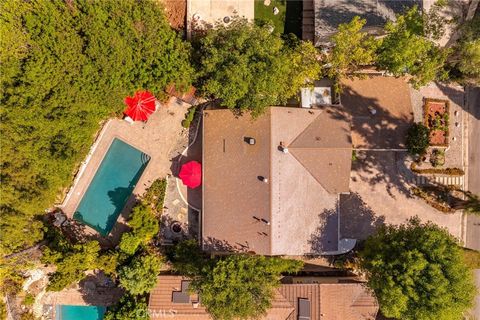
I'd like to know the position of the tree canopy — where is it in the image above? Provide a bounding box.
[0,0,193,255]
[454,14,480,84]
[196,18,321,116]
[191,254,303,320]
[104,294,149,320]
[118,253,162,295]
[360,217,476,320]
[326,16,378,88]
[119,203,159,255]
[377,6,449,88]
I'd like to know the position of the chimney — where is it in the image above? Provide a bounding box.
[244,137,256,145]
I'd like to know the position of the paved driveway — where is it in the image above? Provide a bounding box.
[340,151,463,241]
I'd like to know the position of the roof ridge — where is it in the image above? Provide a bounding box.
[288,148,333,193]
[286,111,323,148]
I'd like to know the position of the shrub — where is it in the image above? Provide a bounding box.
[181,107,197,128]
[406,123,430,155]
[119,232,142,256]
[143,178,168,214]
[23,293,35,306]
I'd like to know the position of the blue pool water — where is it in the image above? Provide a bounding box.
[73,138,150,236]
[56,305,106,320]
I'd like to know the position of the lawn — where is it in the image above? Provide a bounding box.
[254,0,287,34]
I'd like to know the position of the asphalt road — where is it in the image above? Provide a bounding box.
[466,86,480,251]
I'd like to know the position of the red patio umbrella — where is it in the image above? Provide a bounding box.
[179,161,202,189]
[123,90,156,121]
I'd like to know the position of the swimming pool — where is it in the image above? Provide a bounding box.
[56,305,105,320]
[73,138,150,236]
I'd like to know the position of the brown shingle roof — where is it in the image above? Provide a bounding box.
[202,107,352,255]
[148,276,378,320]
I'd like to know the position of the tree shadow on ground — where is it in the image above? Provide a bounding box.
[202,236,249,254]
[329,82,414,198]
[78,273,123,306]
[308,206,339,254]
[339,192,385,240]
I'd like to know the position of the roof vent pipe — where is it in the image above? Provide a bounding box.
[260,218,270,225]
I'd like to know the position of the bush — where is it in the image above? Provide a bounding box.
[181,107,197,128]
[406,123,430,155]
[23,293,35,306]
[143,178,168,214]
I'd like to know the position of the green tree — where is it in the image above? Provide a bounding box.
[0,0,193,255]
[196,18,320,116]
[118,203,159,255]
[406,123,430,155]
[104,294,149,320]
[360,217,476,320]
[43,241,101,291]
[377,6,449,88]
[326,16,379,89]
[454,15,480,84]
[169,239,208,277]
[192,255,303,320]
[118,253,162,295]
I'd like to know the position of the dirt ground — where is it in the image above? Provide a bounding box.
[162,0,186,30]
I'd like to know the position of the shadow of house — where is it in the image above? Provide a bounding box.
[339,192,385,240]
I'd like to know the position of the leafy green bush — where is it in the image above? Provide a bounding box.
[23,293,35,306]
[182,106,197,128]
[0,0,193,255]
[406,123,430,155]
[196,18,321,116]
[360,217,476,320]
[118,253,162,295]
[143,178,168,214]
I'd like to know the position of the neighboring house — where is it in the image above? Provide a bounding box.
[202,107,355,256]
[148,275,379,320]
[310,0,420,46]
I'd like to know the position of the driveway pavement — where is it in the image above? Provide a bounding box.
[341,151,463,241]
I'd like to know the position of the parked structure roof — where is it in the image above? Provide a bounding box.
[202,107,352,255]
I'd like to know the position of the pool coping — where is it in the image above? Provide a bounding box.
[59,128,152,237]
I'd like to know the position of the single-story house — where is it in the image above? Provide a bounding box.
[148,275,379,320]
[202,107,355,255]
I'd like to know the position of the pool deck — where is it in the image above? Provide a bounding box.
[60,97,191,244]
